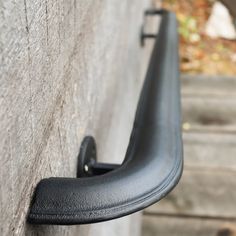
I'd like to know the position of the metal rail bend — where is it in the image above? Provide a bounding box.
[28,10,183,225]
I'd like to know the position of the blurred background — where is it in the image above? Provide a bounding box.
[165,0,236,75]
[142,0,236,235]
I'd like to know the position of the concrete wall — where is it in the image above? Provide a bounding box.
[0,0,159,235]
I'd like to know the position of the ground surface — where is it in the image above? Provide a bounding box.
[163,0,236,75]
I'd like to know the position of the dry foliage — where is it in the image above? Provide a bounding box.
[162,0,236,75]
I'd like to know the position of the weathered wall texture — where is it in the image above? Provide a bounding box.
[0,0,157,235]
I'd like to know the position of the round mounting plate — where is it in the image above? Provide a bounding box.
[77,136,97,178]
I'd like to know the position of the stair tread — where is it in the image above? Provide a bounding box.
[182,96,236,132]
[145,169,236,218]
[181,74,236,97]
[183,132,236,170]
[143,215,236,236]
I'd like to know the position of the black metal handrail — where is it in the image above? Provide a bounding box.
[28,10,183,225]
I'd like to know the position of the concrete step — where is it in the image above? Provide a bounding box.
[143,215,236,236]
[182,96,236,133]
[183,132,236,171]
[181,74,236,97]
[145,169,236,218]
[181,74,236,132]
